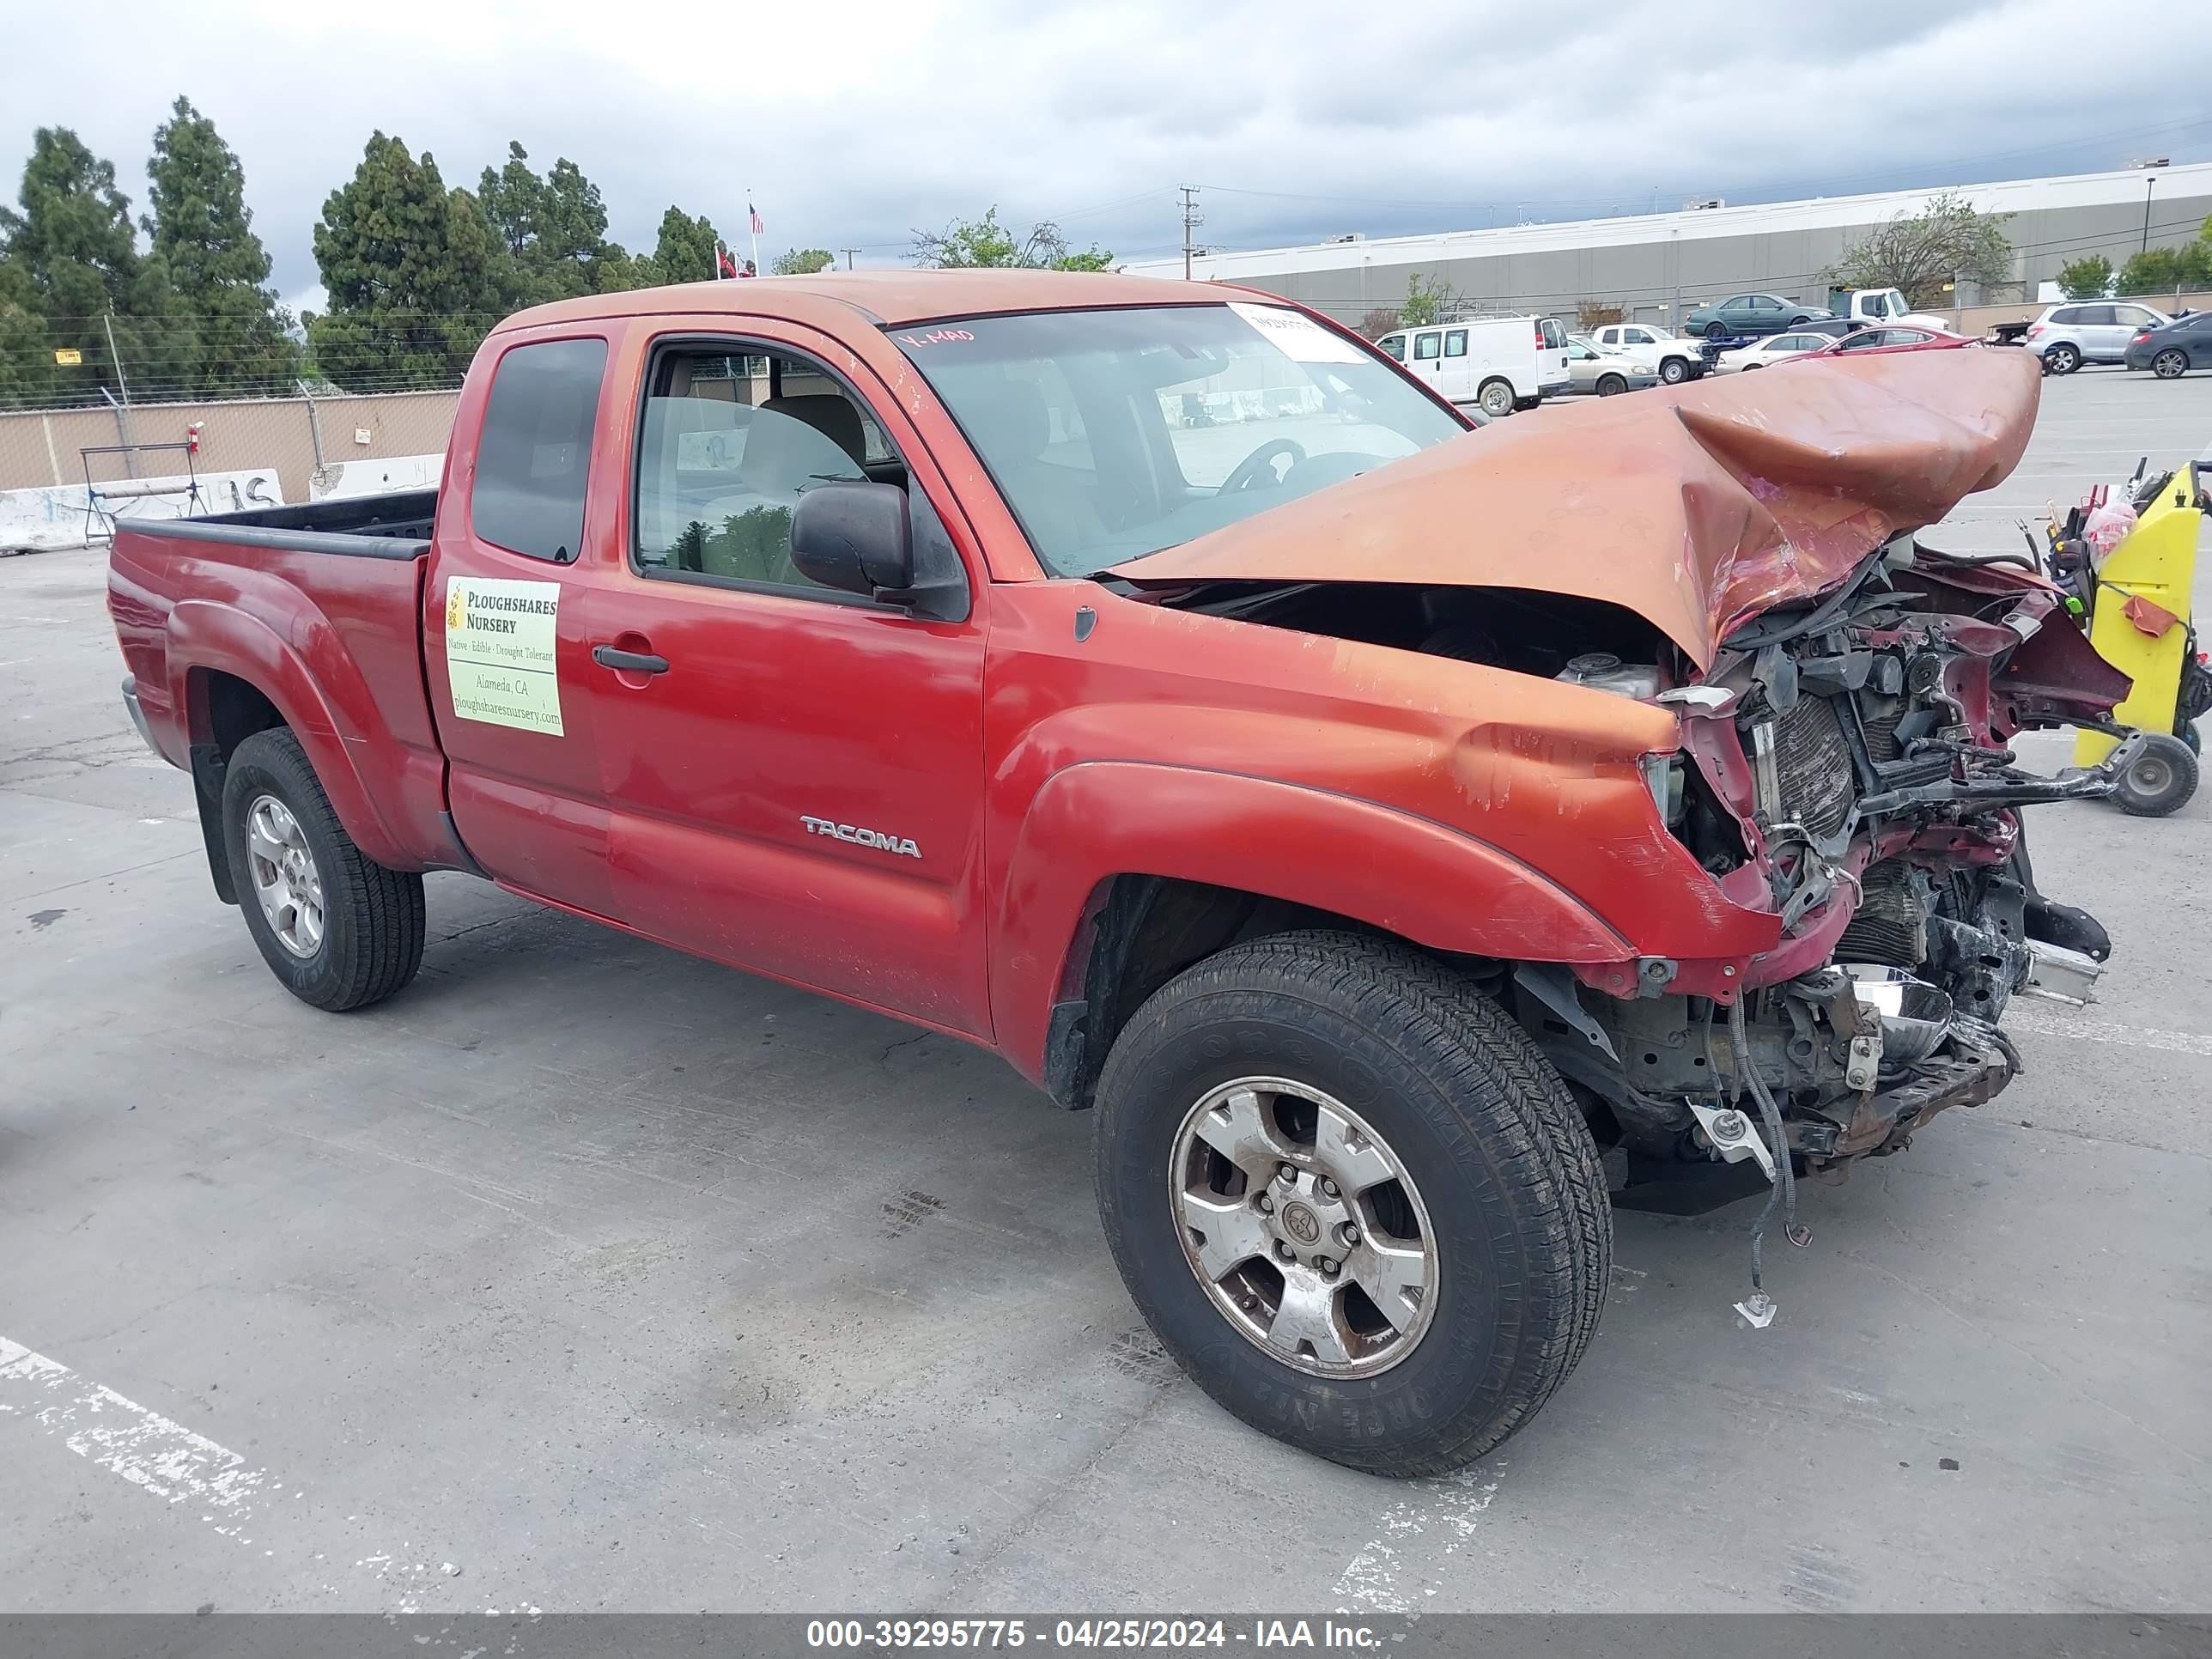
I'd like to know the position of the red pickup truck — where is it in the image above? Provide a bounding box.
[109,271,2134,1475]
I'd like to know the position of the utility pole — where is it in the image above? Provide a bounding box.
[841,247,861,270]
[1179,185,1203,282]
[2142,175,2157,253]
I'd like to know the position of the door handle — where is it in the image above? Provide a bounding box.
[592,644,670,675]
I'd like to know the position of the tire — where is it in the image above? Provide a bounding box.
[1093,931,1610,1476]
[2112,732,2197,818]
[1595,374,1627,397]
[2154,349,2189,380]
[1477,379,1515,419]
[1659,357,1690,385]
[222,728,426,1010]
[1787,315,1812,328]
[2045,342,2081,375]
[1705,319,1729,339]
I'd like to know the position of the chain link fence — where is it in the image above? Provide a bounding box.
[0,386,460,552]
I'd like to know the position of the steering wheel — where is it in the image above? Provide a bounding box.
[1219,438,1307,494]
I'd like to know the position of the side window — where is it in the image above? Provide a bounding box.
[2049,307,2081,325]
[1412,331,1443,361]
[632,343,875,592]
[1623,327,1652,345]
[2114,307,2154,328]
[471,337,608,562]
[2075,306,2115,326]
[1723,295,1751,311]
[1378,334,1405,362]
[1748,296,1783,313]
[1540,319,1567,349]
[1443,329,1468,358]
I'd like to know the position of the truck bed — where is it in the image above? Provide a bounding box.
[107,492,465,878]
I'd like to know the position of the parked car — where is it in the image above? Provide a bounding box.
[1585,321,1705,384]
[2026,301,2172,374]
[1712,331,1833,371]
[1562,335,1658,395]
[1376,316,1569,416]
[1802,325,1977,361]
[105,273,2131,1477]
[1683,293,1836,337]
[2123,310,2212,378]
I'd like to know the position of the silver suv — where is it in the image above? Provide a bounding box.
[2027,301,2172,374]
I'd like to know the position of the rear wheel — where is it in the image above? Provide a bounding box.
[2112,732,2197,818]
[2153,348,2189,380]
[2045,341,2081,375]
[1704,319,1729,338]
[1477,379,1516,419]
[1093,932,1610,1476]
[222,728,425,1010]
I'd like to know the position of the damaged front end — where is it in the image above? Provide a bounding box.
[1547,535,2130,1198]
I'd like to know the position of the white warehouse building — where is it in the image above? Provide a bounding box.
[1122,161,2212,331]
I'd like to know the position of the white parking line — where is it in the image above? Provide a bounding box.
[2005,1007,2212,1059]
[0,1335,271,1533]
[1332,1462,1505,1612]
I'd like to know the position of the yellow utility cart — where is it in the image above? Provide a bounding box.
[2053,460,2208,817]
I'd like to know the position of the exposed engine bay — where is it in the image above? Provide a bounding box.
[1146,536,2133,1216]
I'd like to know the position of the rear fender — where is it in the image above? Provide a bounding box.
[992,761,1632,1085]
[166,599,418,870]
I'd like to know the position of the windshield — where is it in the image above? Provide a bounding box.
[891,303,1465,576]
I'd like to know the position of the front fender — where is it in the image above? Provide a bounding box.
[165,599,419,870]
[990,761,1633,1085]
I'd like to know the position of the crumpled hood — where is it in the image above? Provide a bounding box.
[1116,349,2040,669]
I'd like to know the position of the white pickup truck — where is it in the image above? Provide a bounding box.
[1583,322,1706,386]
[1831,288,1950,331]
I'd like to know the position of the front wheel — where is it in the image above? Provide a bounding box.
[1477,379,1516,419]
[1093,932,1611,1476]
[2153,349,2189,380]
[222,728,426,1010]
[1659,357,1690,385]
[1595,373,1627,397]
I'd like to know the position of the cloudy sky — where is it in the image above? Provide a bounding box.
[3,0,2203,314]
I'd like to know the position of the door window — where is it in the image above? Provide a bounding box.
[1835,331,1884,349]
[1412,331,1443,361]
[2114,307,2157,328]
[1540,319,1567,349]
[1746,296,1784,313]
[631,344,880,593]
[1378,334,1406,362]
[2074,306,2115,326]
[471,337,609,562]
[1443,330,1468,358]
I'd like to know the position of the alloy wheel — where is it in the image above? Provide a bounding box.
[246,793,325,958]
[1169,1076,1439,1379]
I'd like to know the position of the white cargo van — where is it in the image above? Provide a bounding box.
[1376,317,1568,417]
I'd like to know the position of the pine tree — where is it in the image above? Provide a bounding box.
[143,95,298,395]
[479,142,638,302]
[310,133,508,390]
[0,127,145,404]
[649,207,721,285]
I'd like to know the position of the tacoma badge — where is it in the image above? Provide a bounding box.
[800,816,922,860]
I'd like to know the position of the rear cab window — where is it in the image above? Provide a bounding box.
[471,337,610,562]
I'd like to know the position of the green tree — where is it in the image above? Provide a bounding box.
[770,246,835,275]
[1400,271,1456,327]
[2116,241,2212,299]
[478,142,642,302]
[910,206,1109,270]
[648,206,722,285]
[2056,254,2113,301]
[142,96,298,395]
[309,133,508,389]
[1826,190,2013,307]
[0,256,46,408]
[0,127,149,404]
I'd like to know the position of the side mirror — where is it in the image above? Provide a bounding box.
[790,481,912,599]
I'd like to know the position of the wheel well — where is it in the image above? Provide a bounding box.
[191,668,286,759]
[183,670,288,907]
[1042,876,1403,1110]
